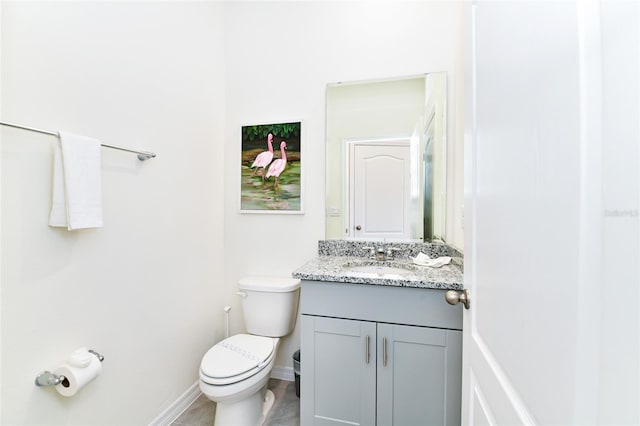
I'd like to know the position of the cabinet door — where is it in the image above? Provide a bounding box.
[301,315,377,425]
[377,324,462,426]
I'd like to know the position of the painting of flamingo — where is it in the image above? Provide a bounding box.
[250,133,274,177]
[265,141,287,189]
[240,121,302,213]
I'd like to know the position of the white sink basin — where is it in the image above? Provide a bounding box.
[340,261,415,278]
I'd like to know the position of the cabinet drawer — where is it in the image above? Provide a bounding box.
[300,280,462,330]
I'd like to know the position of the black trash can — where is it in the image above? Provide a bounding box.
[293,350,301,398]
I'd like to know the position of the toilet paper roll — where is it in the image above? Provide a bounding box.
[53,356,102,397]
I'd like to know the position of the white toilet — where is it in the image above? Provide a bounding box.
[199,276,301,426]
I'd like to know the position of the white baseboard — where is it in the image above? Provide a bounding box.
[148,381,202,426]
[270,365,295,382]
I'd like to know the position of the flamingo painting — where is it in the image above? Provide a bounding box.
[240,121,301,212]
[265,141,287,190]
[250,133,274,177]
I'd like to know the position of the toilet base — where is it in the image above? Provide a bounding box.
[214,385,275,426]
[261,389,275,423]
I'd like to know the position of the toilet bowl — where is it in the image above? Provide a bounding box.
[199,277,300,426]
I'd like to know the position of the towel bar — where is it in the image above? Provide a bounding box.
[0,121,156,161]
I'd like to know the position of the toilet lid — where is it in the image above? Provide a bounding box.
[200,334,275,383]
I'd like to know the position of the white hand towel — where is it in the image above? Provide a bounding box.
[411,252,451,268]
[49,131,103,230]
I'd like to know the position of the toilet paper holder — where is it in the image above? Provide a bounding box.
[35,349,104,387]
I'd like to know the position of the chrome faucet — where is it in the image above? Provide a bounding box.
[362,247,376,259]
[386,247,400,259]
[362,246,386,260]
[363,246,400,261]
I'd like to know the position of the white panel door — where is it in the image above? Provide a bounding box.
[463,1,639,425]
[351,143,411,239]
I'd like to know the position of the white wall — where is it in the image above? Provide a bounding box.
[1,1,466,423]
[223,1,466,370]
[1,2,226,424]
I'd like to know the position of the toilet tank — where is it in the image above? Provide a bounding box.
[238,277,301,337]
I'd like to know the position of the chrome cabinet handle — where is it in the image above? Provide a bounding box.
[445,289,470,309]
[356,225,362,230]
[365,335,370,364]
[383,337,388,367]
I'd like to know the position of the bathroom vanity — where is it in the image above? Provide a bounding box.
[293,241,464,426]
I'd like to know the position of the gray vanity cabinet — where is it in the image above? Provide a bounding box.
[301,316,377,425]
[376,323,462,426]
[300,281,463,426]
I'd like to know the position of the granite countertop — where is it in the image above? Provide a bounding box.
[292,255,464,290]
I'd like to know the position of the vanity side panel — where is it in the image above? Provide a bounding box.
[300,281,463,330]
[445,329,463,426]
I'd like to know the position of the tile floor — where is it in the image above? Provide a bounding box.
[171,379,300,426]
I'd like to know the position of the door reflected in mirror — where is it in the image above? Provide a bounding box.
[325,73,447,241]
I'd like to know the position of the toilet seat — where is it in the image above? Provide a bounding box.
[200,334,275,386]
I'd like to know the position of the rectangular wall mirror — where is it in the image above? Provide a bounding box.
[325,73,447,242]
